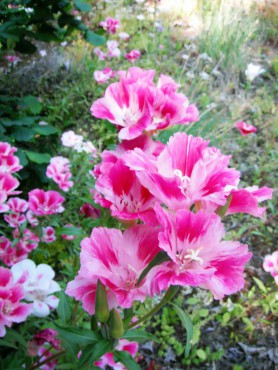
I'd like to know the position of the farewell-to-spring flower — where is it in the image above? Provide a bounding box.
[61,130,83,147]
[28,189,65,216]
[125,49,141,63]
[11,259,61,317]
[245,63,265,82]
[99,17,120,34]
[235,121,257,136]
[46,156,73,192]
[263,250,278,285]
[94,68,114,84]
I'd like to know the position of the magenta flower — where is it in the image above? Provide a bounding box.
[80,203,100,219]
[13,228,40,253]
[263,251,278,285]
[94,68,114,84]
[125,49,141,63]
[42,227,56,243]
[150,205,252,299]
[4,55,22,64]
[46,156,73,192]
[0,142,22,173]
[235,121,257,136]
[28,189,65,216]
[28,328,60,357]
[93,47,107,61]
[125,132,239,211]
[0,172,21,210]
[0,266,32,337]
[0,236,28,267]
[99,17,120,34]
[67,225,160,310]
[4,197,28,227]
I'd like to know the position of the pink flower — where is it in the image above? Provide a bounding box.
[61,224,78,241]
[125,50,141,63]
[0,172,21,208]
[80,203,101,219]
[0,266,32,337]
[94,68,114,84]
[33,328,60,350]
[95,339,138,369]
[95,156,157,224]
[263,251,278,285]
[13,228,40,253]
[11,259,61,317]
[67,225,160,310]
[61,131,83,147]
[42,227,56,243]
[0,236,28,267]
[235,121,257,136]
[26,210,39,227]
[124,132,239,211]
[46,156,73,192]
[100,17,120,34]
[226,186,272,218]
[4,55,22,64]
[93,48,107,61]
[37,347,58,370]
[28,189,65,216]
[4,197,28,227]
[150,205,252,299]
[107,40,121,58]
[0,142,22,173]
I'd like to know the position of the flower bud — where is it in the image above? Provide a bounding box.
[109,308,124,339]
[95,280,110,323]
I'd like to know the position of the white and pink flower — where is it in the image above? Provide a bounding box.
[125,50,141,63]
[235,121,257,136]
[28,189,65,216]
[94,68,114,84]
[42,227,56,243]
[100,17,120,34]
[46,156,73,192]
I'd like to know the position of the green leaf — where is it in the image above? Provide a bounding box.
[170,303,193,356]
[0,116,36,127]
[137,251,170,286]
[15,148,28,166]
[56,227,84,237]
[4,329,27,347]
[122,329,159,343]
[55,325,100,346]
[0,339,18,349]
[253,277,267,293]
[25,150,51,164]
[57,291,72,324]
[19,96,42,114]
[114,350,140,370]
[78,340,112,367]
[74,0,92,12]
[34,124,58,136]
[85,30,106,46]
[196,348,207,361]
[11,127,35,141]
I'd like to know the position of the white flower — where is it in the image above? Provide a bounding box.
[11,259,60,317]
[38,121,48,126]
[137,14,145,21]
[181,54,190,60]
[245,63,265,82]
[39,50,47,57]
[61,130,83,147]
[136,0,144,3]
[186,71,195,79]
[61,41,68,47]
[199,71,210,80]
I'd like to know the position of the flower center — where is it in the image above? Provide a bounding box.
[176,247,204,270]
[174,169,191,196]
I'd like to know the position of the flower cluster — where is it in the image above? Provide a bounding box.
[263,251,278,286]
[46,156,73,192]
[100,17,120,34]
[61,130,97,155]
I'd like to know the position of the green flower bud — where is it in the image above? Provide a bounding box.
[95,280,110,323]
[109,308,124,339]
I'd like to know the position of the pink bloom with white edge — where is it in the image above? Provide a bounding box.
[235,121,257,136]
[119,32,130,40]
[0,236,28,267]
[46,156,73,192]
[0,172,21,212]
[61,130,83,147]
[94,68,114,84]
[13,228,40,253]
[77,225,160,308]
[100,17,120,34]
[150,205,252,299]
[95,156,157,224]
[226,186,272,218]
[0,266,32,337]
[95,339,138,369]
[28,189,65,216]
[11,259,61,317]
[125,50,141,63]
[42,227,56,243]
[4,197,28,227]
[93,48,107,61]
[26,210,39,227]
[263,251,278,285]
[124,132,240,211]
[0,142,22,173]
[4,213,26,228]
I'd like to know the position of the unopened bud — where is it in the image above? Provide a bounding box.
[95,280,110,323]
[109,308,124,339]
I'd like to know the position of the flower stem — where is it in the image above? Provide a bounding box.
[30,350,66,370]
[128,286,179,329]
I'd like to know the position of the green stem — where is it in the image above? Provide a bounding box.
[29,350,66,370]
[128,286,179,329]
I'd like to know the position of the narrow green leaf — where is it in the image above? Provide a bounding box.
[57,291,72,324]
[4,329,27,347]
[85,30,106,46]
[78,340,112,367]
[56,227,84,237]
[137,251,170,286]
[25,150,51,164]
[114,350,140,370]
[253,277,267,293]
[55,325,100,346]
[122,329,159,343]
[171,303,193,356]
[0,339,18,349]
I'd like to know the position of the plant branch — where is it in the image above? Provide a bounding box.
[30,350,66,370]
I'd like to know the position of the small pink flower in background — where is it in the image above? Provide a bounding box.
[93,47,107,61]
[37,347,58,370]
[4,213,26,228]
[149,206,252,299]
[28,328,60,357]
[107,40,121,58]
[42,227,56,243]
[11,259,61,317]
[46,156,73,192]
[61,130,83,147]
[100,17,120,34]
[80,203,101,219]
[119,32,130,40]
[61,224,78,241]
[4,197,28,227]
[263,251,278,285]
[95,339,138,369]
[26,210,39,227]
[4,55,22,64]
[13,228,40,253]
[0,236,28,267]
[0,266,32,337]
[0,142,22,173]
[94,68,114,84]
[28,189,65,216]
[235,121,257,136]
[125,49,141,63]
